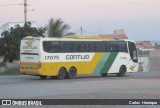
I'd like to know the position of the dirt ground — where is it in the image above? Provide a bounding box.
[149,50,160,71]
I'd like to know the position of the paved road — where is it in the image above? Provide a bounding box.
[0,71,160,99]
[0,71,160,108]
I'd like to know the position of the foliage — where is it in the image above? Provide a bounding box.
[47,18,71,37]
[0,22,46,64]
[65,32,76,36]
[0,67,20,75]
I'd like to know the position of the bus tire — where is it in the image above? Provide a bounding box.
[117,65,126,77]
[101,73,108,77]
[40,76,47,79]
[66,67,77,79]
[57,68,67,79]
[50,76,57,79]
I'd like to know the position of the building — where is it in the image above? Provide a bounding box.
[99,29,128,39]
[0,21,36,38]
[136,41,154,50]
[154,44,160,49]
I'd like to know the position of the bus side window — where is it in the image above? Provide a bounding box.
[43,42,49,52]
[106,42,111,52]
[107,41,118,52]
[60,41,72,52]
[96,41,106,52]
[72,41,85,52]
[79,42,85,52]
[50,41,60,53]
[85,41,95,52]
[43,41,60,53]
[118,41,128,52]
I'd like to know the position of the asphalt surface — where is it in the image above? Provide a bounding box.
[0,71,160,108]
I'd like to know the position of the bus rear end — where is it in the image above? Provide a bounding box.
[20,37,42,75]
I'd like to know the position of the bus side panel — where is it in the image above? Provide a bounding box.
[84,52,103,74]
[108,52,139,73]
[41,62,84,76]
[108,53,128,73]
[39,53,103,76]
[93,52,118,74]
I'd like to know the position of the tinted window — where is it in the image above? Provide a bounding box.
[60,41,72,52]
[106,42,111,52]
[43,40,129,53]
[96,41,107,52]
[43,41,60,53]
[107,41,118,52]
[118,41,128,52]
[85,41,95,52]
[128,42,138,63]
[72,41,85,52]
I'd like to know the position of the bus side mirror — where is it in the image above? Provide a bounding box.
[133,50,137,60]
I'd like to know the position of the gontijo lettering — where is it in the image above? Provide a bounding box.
[66,55,89,60]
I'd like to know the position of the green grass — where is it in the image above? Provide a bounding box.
[0,68,21,76]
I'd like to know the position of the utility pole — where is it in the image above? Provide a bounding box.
[24,0,27,23]
[98,27,101,36]
[80,27,83,36]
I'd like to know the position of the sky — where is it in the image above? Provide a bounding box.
[0,0,160,40]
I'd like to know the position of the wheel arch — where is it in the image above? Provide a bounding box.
[59,66,67,72]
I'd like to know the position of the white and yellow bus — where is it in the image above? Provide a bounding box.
[20,36,139,79]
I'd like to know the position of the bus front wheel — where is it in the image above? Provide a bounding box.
[117,66,126,77]
[66,67,77,79]
[101,73,108,77]
[57,68,67,79]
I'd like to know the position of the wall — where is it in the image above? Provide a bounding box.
[149,50,160,71]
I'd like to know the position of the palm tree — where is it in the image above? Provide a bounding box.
[47,18,71,37]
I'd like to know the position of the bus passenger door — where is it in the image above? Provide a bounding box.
[138,49,150,72]
[128,42,138,72]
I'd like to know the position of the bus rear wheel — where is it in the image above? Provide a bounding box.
[117,66,126,77]
[40,76,47,79]
[66,67,77,79]
[57,68,67,79]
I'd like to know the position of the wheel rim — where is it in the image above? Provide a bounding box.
[67,68,76,79]
[59,71,64,76]
[58,68,66,79]
[120,67,125,74]
[70,69,75,77]
[59,70,65,77]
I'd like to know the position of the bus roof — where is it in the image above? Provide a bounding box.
[22,36,135,42]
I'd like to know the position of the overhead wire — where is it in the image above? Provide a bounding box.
[1,0,160,9]
[0,3,23,7]
[118,0,160,8]
[76,28,96,36]
[0,0,160,13]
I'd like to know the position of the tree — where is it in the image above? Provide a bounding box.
[47,18,71,37]
[0,22,46,64]
[65,32,76,36]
